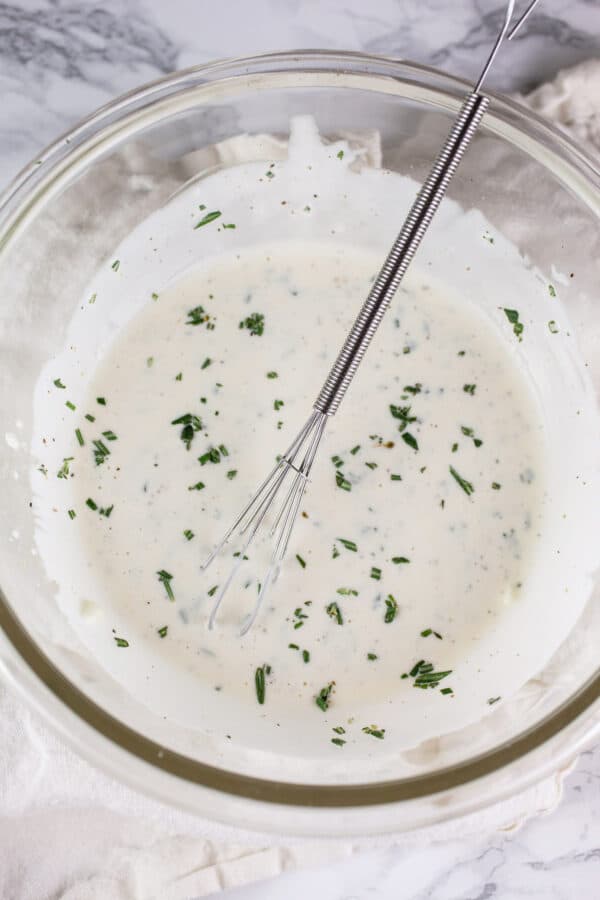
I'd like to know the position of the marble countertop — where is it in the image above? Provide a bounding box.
[1,1,599,898]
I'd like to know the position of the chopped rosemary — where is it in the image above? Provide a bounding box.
[171,412,202,450]
[92,439,110,466]
[503,307,524,340]
[57,457,74,479]
[362,726,385,739]
[186,305,215,329]
[296,554,306,568]
[239,312,265,336]
[401,432,418,451]
[194,210,221,229]
[335,470,352,491]
[384,594,398,623]
[316,682,334,711]
[389,404,416,433]
[338,538,357,552]
[449,465,474,497]
[255,665,267,704]
[326,602,343,625]
[157,569,175,601]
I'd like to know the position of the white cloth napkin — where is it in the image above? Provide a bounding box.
[1,59,599,900]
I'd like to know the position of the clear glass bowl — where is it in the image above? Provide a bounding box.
[0,51,598,837]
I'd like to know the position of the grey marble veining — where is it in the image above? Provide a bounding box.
[0,1,599,898]
[0,0,599,181]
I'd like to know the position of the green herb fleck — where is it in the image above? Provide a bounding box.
[92,439,110,466]
[302,649,310,663]
[548,284,556,298]
[114,636,128,647]
[503,308,524,340]
[67,509,76,520]
[274,399,284,411]
[548,320,559,334]
[85,413,95,422]
[392,556,410,565]
[336,587,358,596]
[267,371,278,379]
[384,594,398,623]
[183,529,194,541]
[335,470,352,491]
[390,473,402,481]
[492,482,501,490]
[96,397,106,406]
[316,682,334,711]
[239,312,265,336]
[296,554,306,569]
[226,469,237,480]
[488,696,501,705]
[390,404,417,432]
[65,400,76,411]
[188,481,205,491]
[362,725,385,739]
[331,737,346,747]
[85,498,98,511]
[255,665,268,704]
[350,444,360,455]
[449,465,474,497]
[201,357,212,369]
[370,566,382,580]
[401,432,418,451]
[75,428,84,447]
[186,305,215,329]
[111,259,120,271]
[326,602,343,625]
[57,457,74,479]
[157,569,175,601]
[157,626,168,638]
[194,210,221,229]
[336,149,344,160]
[53,378,66,389]
[171,412,202,450]
[463,384,476,395]
[338,538,357,552]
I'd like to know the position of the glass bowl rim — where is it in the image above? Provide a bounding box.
[0,48,598,818]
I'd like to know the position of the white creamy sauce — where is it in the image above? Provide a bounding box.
[29,118,599,766]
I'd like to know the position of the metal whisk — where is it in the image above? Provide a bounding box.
[203,0,542,634]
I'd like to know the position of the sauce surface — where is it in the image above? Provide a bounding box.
[29,118,599,767]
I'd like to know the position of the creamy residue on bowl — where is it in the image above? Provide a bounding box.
[29,117,599,767]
